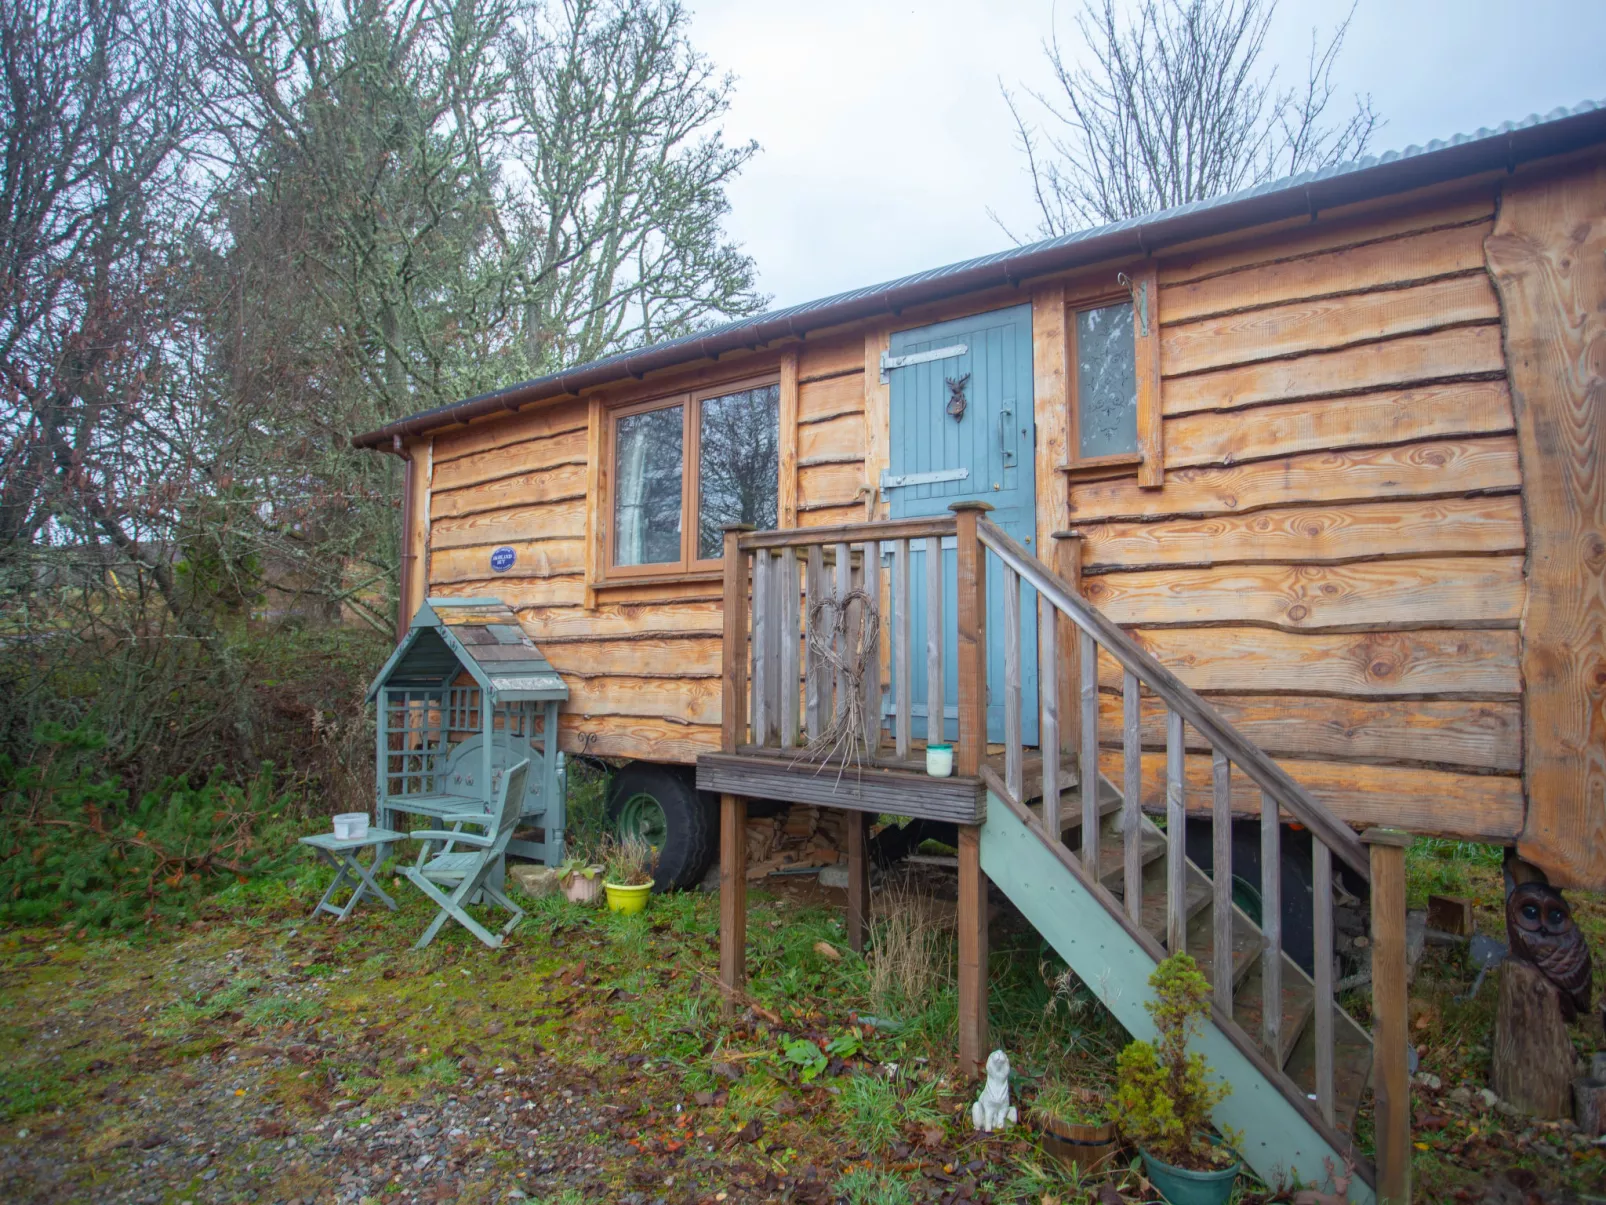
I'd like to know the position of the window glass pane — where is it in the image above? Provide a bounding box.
[698,384,779,559]
[614,405,684,566]
[1075,302,1138,458]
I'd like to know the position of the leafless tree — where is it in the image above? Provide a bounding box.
[1000,0,1380,238]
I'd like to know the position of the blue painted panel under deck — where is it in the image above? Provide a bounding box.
[886,304,1037,744]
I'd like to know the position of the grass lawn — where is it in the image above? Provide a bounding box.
[0,834,1601,1204]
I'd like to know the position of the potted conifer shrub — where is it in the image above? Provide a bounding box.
[1114,953,1242,1205]
[602,835,655,915]
[1029,1080,1116,1174]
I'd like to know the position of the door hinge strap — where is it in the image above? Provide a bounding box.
[879,342,968,382]
[879,467,971,489]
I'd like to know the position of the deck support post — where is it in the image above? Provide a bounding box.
[951,500,992,1078]
[957,824,988,1076]
[846,809,870,953]
[1364,827,1413,1205]
[719,793,747,1015]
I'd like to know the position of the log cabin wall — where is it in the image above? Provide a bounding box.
[1067,183,1527,845]
[394,157,1602,873]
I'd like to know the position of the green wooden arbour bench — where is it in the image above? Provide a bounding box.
[368,597,569,867]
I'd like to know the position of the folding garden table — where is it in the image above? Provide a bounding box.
[299,827,406,921]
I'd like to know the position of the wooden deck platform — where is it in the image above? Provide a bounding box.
[695,749,986,824]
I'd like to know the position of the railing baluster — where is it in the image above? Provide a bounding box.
[806,545,824,741]
[780,546,800,748]
[834,541,852,727]
[1123,671,1142,924]
[925,535,944,747]
[1166,708,1187,954]
[894,538,912,760]
[1080,630,1099,870]
[860,541,882,754]
[767,551,784,741]
[1314,839,1335,1126]
[1261,790,1282,1059]
[1212,750,1233,1013]
[720,529,752,753]
[1039,590,1059,837]
[751,550,769,745]
[1004,565,1023,802]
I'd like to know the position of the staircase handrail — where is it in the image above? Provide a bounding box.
[975,517,1370,881]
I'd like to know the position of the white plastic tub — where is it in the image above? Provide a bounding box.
[926,744,954,778]
[332,812,369,841]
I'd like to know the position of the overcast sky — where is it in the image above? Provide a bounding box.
[684,0,1606,309]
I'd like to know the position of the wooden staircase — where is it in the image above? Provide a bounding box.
[704,507,1415,1204]
[1034,771,1376,1136]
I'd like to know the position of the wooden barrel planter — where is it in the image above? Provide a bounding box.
[1035,1113,1118,1175]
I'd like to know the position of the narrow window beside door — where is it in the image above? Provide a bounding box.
[1075,301,1138,459]
[614,404,684,567]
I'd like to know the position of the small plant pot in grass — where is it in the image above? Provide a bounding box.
[1139,1146,1241,1205]
[1115,952,1243,1205]
[560,862,605,905]
[1030,1083,1116,1175]
[601,834,656,913]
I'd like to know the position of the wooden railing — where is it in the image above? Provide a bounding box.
[717,508,1411,1200]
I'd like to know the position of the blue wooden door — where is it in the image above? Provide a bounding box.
[884,304,1037,744]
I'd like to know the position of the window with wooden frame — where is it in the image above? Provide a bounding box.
[604,376,781,578]
[1061,264,1164,488]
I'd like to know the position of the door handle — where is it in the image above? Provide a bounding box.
[998,407,1015,468]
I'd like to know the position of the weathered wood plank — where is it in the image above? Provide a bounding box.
[1098,693,1522,773]
[569,674,724,726]
[1131,263,1165,488]
[895,540,912,759]
[517,599,724,639]
[1486,162,1606,891]
[430,461,588,520]
[431,427,588,494]
[1098,749,1525,840]
[1162,325,1506,416]
[434,577,587,610]
[863,323,892,521]
[558,714,719,764]
[539,636,722,679]
[797,369,865,424]
[926,535,945,748]
[1081,496,1525,569]
[430,498,587,549]
[1166,709,1187,954]
[957,824,988,1075]
[1069,436,1521,521]
[721,534,750,752]
[1039,591,1060,835]
[798,333,865,383]
[1313,839,1335,1125]
[1081,631,1100,871]
[694,753,986,824]
[1033,285,1072,549]
[1159,191,1496,286]
[1081,555,1525,631]
[1101,625,1521,698]
[798,461,866,510]
[1161,220,1493,324]
[798,412,866,462]
[781,547,800,749]
[806,545,825,741]
[1123,671,1143,924]
[1212,751,1233,1012]
[955,507,989,777]
[798,501,867,524]
[719,793,747,1013]
[1260,792,1282,1060]
[1163,380,1514,469]
[430,398,589,464]
[1005,567,1024,802]
[846,811,869,953]
[751,551,770,745]
[430,541,585,584]
[403,438,431,630]
[1364,830,1413,1204]
[1161,274,1500,379]
[779,350,799,528]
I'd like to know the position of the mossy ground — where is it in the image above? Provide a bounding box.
[0,838,1601,1204]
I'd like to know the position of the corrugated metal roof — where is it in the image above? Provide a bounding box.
[354,99,1605,450]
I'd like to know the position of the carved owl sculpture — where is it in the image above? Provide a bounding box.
[1505,881,1593,1021]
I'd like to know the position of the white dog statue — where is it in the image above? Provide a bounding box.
[970,1049,1017,1132]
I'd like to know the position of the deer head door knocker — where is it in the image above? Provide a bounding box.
[945,372,971,421]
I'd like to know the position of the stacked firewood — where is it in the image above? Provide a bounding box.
[744,804,848,880]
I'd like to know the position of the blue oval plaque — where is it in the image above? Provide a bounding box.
[490,546,516,573]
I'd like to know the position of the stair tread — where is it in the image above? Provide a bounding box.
[1284,1023,1375,1135]
[1186,905,1263,992]
[1232,958,1316,1068]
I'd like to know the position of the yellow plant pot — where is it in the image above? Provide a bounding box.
[604,881,652,915]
